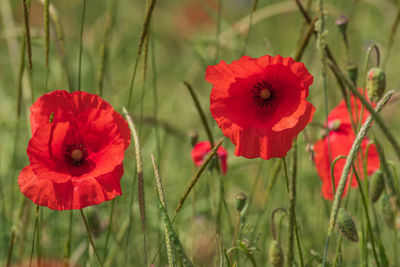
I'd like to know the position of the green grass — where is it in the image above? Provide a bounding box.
[1,0,400,266]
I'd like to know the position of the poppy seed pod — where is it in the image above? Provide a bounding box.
[235,192,247,212]
[269,240,284,267]
[369,169,385,203]
[335,15,349,35]
[367,67,386,102]
[337,208,358,242]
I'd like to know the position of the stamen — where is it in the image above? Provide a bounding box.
[71,149,83,162]
[251,80,274,107]
[260,89,271,100]
[65,143,87,166]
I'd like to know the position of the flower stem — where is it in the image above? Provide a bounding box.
[183,81,215,146]
[122,107,147,265]
[76,0,86,92]
[97,0,118,96]
[285,140,297,267]
[64,210,73,267]
[175,138,224,214]
[80,209,103,267]
[127,0,157,109]
[6,197,27,267]
[103,198,115,260]
[29,205,39,267]
[328,60,400,164]
[322,90,393,266]
[241,0,259,55]
[383,1,400,68]
[352,165,381,267]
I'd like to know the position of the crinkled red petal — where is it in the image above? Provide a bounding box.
[191,141,228,175]
[18,164,123,210]
[314,130,380,200]
[30,90,130,149]
[207,55,314,160]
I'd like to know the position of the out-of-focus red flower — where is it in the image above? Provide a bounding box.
[174,0,216,37]
[314,92,380,200]
[191,141,228,175]
[206,55,315,160]
[18,90,131,210]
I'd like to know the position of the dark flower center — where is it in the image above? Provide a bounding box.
[65,143,88,166]
[251,80,275,107]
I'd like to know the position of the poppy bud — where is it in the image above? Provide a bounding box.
[367,67,386,102]
[369,170,385,203]
[188,130,199,148]
[328,119,341,131]
[337,208,358,242]
[346,63,358,85]
[235,192,247,213]
[269,240,284,267]
[381,194,395,228]
[335,15,349,36]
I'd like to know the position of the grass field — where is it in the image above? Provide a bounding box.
[1,0,400,266]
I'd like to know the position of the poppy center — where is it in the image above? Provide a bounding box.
[71,149,83,162]
[260,89,271,99]
[65,144,88,166]
[251,80,274,107]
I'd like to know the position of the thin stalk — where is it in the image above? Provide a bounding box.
[64,210,73,267]
[103,198,115,260]
[322,91,393,267]
[229,213,241,263]
[122,107,147,265]
[127,0,157,109]
[76,0,87,92]
[241,0,259,55]
[6,197,27,267]
[214,0,223,62]
[293,16,318,62]
[285,140,297,267]
[40,0,73,90]
[183,81,215,146]
[327,60,400,163]
[44,0,50,90]
[22,0,32,71]
[331,156,348,197]
[29,205,40,267]
[36,207,43,267]
[44,0,50,67]
[175,138,224,214]
[352,166,381,267]
[383,1,400,68]
[332,234,343,267]
[96,0,118,96]
[246,159,264,214]
[80,209,103,267]
[150,32,161,166]
[356,45,380,133]
[151,155,176,267]
[253,160,282,234]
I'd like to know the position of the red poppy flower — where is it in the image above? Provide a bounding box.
[206,55,315,160]
[191,141,228,175]
[18,90,131,210]
[314,92,380,200]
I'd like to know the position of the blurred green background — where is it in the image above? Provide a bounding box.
[1,0,400,266]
